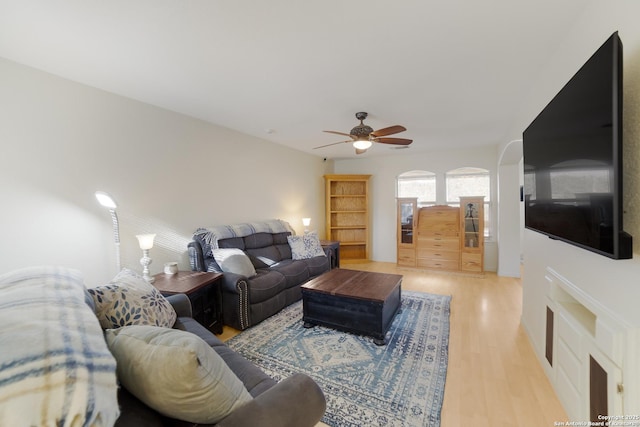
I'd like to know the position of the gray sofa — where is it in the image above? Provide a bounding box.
[105,293,327,427]
[189,221,331,330]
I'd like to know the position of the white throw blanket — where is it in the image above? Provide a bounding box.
[194,219,295,251]
[0,266,119,427]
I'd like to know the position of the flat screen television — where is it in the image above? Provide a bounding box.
[523,31,632,259]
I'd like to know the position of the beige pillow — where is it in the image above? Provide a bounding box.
[88,268,176,329]
[105,325,252,424]
[213,248,257,277]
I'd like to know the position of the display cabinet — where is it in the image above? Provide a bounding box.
[324,174,371,261]
[459,196,484,273]
[396,198,417,267]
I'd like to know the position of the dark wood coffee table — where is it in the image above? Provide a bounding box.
[301,268,402,345]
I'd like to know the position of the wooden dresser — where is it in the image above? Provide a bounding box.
[396,198,484,274]
[416,205,460,271]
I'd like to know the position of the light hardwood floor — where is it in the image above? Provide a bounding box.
[220,261,567,426]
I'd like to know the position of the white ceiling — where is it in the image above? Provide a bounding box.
[0,0,589,159]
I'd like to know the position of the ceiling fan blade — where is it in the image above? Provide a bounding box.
[355,148,367,155]
[370,125,406,137]
[323,130,356,139]
[373,137,413,145]
[313,140,351,149]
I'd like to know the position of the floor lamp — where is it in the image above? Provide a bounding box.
[95,191,121,272]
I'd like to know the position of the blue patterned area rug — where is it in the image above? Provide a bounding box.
[227,291,451,427]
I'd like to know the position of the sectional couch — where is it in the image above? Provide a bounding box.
[113,293,326,427]
[0,266,326,427]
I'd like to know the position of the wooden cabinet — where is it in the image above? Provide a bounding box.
[396,198,417,267]
[320,240,340,269]
[460,196,484,273]
[396,197,484,274]
[324,174,371,261]
[153,271,223,334]
[416,205,460,271]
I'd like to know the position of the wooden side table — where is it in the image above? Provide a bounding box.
[153,271,224,334]
[320,240,340,269]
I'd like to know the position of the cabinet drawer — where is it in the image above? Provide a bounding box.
[417,258,460,270]
[418,222,458,234]
[418,236,459,250]
[557,338,581,390]
[420,208,458,220]
[397,248,416,266]
[419,212,458,233]
[558,311,582,359]
[417,248,458,261]
[556,365,581,421]
[461,252,482,272]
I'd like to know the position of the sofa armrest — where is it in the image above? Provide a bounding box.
[188,240,206,272]
[166,293,193,318]
[217,373,326,427]
[218,272,247,294]
[217,273,250,330]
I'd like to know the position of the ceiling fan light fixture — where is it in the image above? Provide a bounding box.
[315,112,412,154]
[353,139,372,150]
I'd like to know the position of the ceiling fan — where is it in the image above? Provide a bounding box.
[314,112,413,154]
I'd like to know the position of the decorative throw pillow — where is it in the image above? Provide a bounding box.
[288,231,326,260]
[213,248,257,277]
[88,268,176,329]
[0,266,120,427]
[105,325,253,424]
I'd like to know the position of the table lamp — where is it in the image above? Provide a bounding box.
[136,233,156,283]
[302,218,311,234]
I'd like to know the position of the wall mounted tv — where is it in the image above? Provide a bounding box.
[523,31,632,260]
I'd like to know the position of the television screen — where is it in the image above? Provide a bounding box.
[523,32,632,259]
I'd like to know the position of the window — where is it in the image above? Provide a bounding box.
[446,167,491,238]
[397,170,436,206]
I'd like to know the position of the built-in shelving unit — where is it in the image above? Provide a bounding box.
[544,268,627,422]
[324,174,370,261]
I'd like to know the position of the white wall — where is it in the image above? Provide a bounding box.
[508,0,640,415]
[0,58,328,286]
[497,140,524,277]
[496,163,521,276]
[517,0,640,344]
[331,146,499,271]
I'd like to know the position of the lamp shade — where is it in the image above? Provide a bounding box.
[302,218,311,227]
[136,234,156,250]
[353,139,372,150]
[95,191,117,209]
